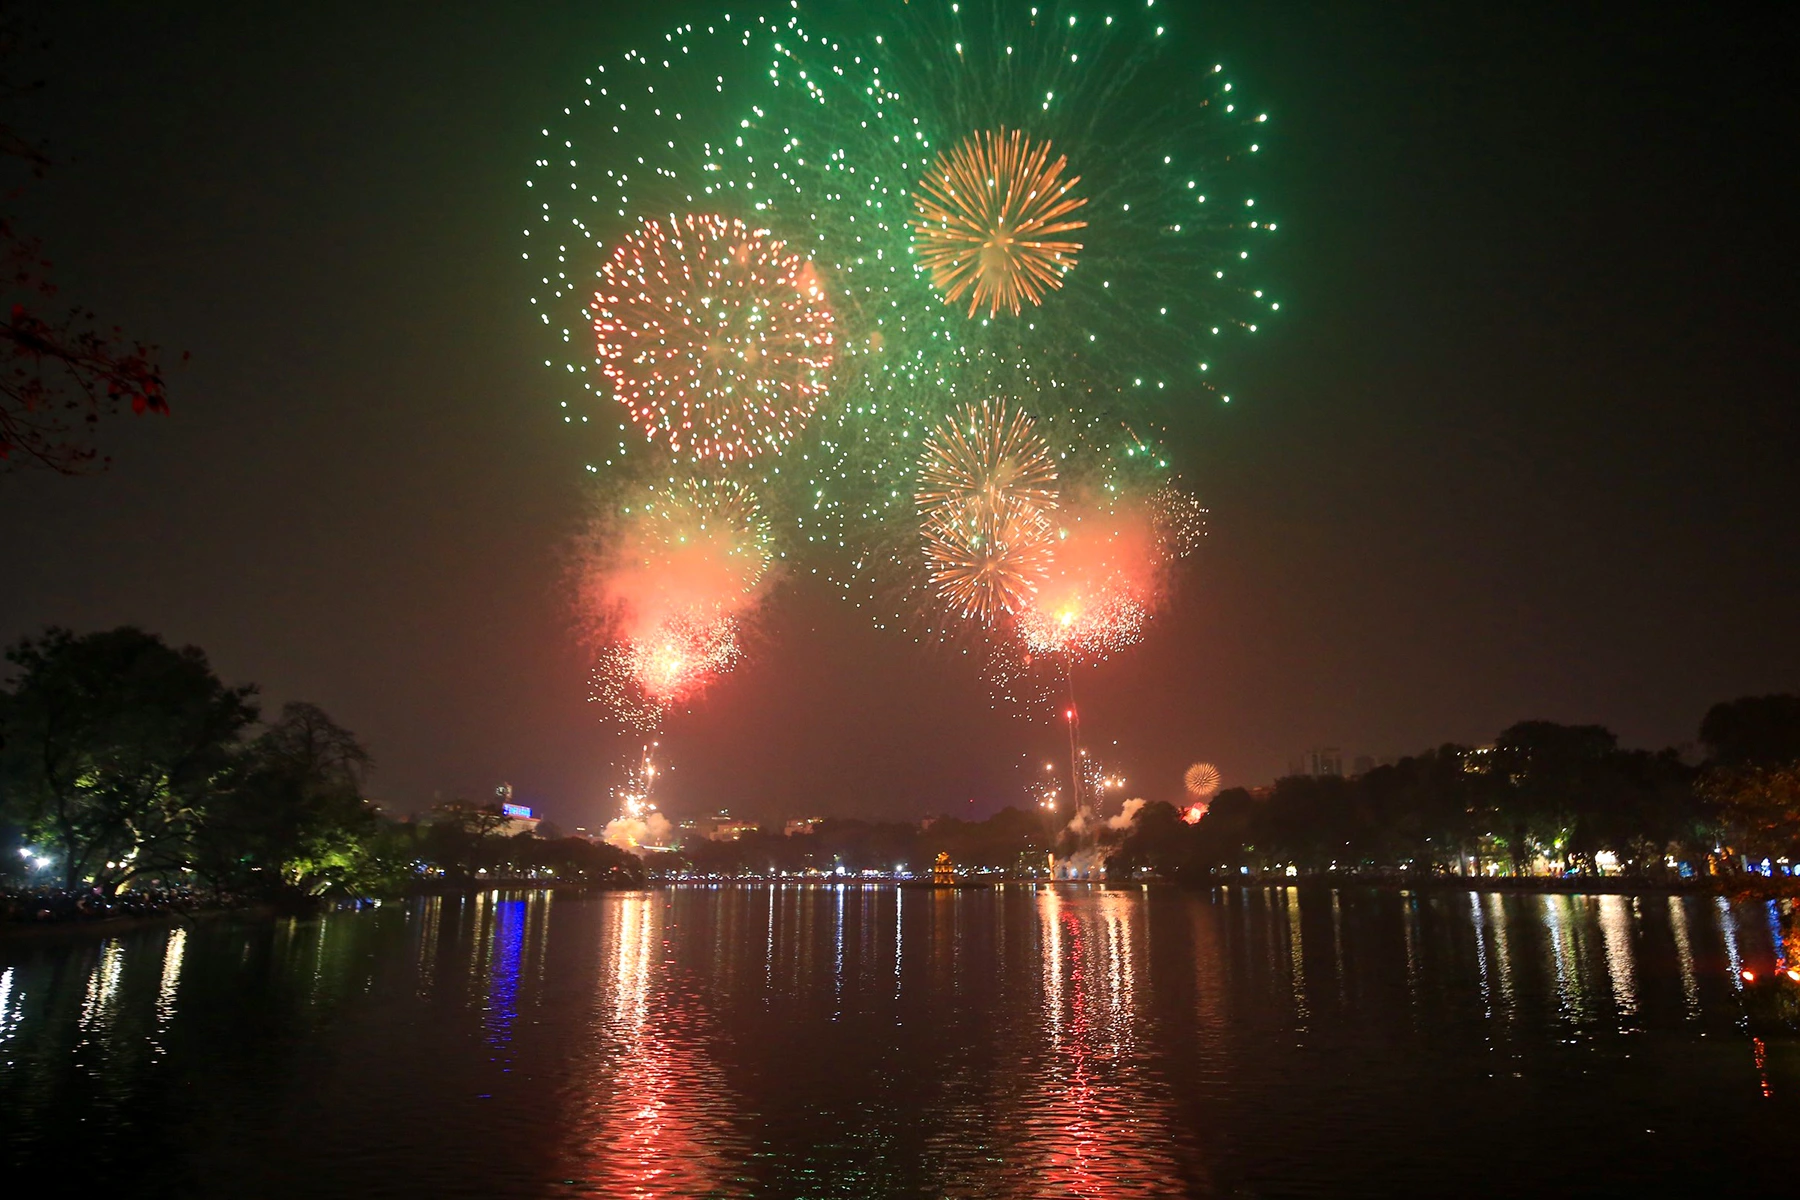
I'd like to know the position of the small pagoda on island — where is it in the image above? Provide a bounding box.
[933,851,956,885]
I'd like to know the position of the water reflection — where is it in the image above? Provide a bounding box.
[1025,886,1189,1197]
[1596,895,1637,1020]
[1670,896,1701,1015]
[557,892,746,1197]
[486,899,526,1048]
[3,887,1800,1196]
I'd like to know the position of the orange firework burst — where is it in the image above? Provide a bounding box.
[921,501,1057,624]
[915,400,1059,624]
[910,128,1087,319]
[594,213,835,463]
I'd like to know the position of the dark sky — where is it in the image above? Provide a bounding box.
[2,1,1794,830]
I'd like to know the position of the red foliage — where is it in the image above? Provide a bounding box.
[0,8,172,473]
[0,218,173,472]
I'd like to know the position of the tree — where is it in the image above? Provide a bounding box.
[0,6,172,472]
[1703,765,1800,865]
[195,702,379,897]
[0,627,257,890]
[1700,695,1800,768]
[1490,721,1619,873]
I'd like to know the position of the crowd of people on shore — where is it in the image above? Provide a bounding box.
[0,886,226,925]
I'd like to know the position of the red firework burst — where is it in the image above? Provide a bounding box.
[594,214,836,463]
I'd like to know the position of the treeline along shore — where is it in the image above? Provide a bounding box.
[0,627,643,926]
[664,698,1800,889]
[5,626,1800,927]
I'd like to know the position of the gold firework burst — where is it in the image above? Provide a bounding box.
[910,128,1088,319]
[915,400,1060,624]
[915,399,1060,523]
[921,501,1058,624]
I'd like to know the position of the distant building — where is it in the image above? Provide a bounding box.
[784,818,822,837]
[1288,748,1344,778]
[494,783,540,835]
[698,810,758,841]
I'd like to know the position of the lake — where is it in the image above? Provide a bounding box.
[2,884,1795,1197]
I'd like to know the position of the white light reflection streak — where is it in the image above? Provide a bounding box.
[77,940,125,1037]
[765,882,776,997]
[1470,892,1492,1018]
[152,927,187,1053]
[1718,896,1743,988]
[894,885,904,1004]
[834,883,846,1017]
[1485,894,1514,1009]
[0,967,17,1049]
[1541,895,1578,1020]
[1285,887,1308,1030]
[1596,895,1637,1023]
[1668,898,1700,1016]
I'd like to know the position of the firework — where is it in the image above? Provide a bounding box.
[527,4,1274,666]
[577,478,771,727]
[594,213,836,463]
[912,128,1087,319]
[589,646,666,732]
[1184,762,1221,799]
[624,611,742,704]
[1017,496,1165,662]
[912,399,1061,622]
[588,612,743,730]
[915,399,1061,524]
[1151,482,1210,559]
[920,500,1057,624]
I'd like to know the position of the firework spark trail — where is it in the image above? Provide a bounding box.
[912,127,1088,318]
[594,213,835,463]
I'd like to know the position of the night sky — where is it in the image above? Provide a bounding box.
[2,1,1794,830]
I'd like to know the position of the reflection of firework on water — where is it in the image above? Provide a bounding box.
[916,400,1060,624]
[912,128,1087,319]
[1152,483,1210,559]
[594,213,835,463]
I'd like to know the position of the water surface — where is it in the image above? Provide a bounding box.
[2,884,1793,1196]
